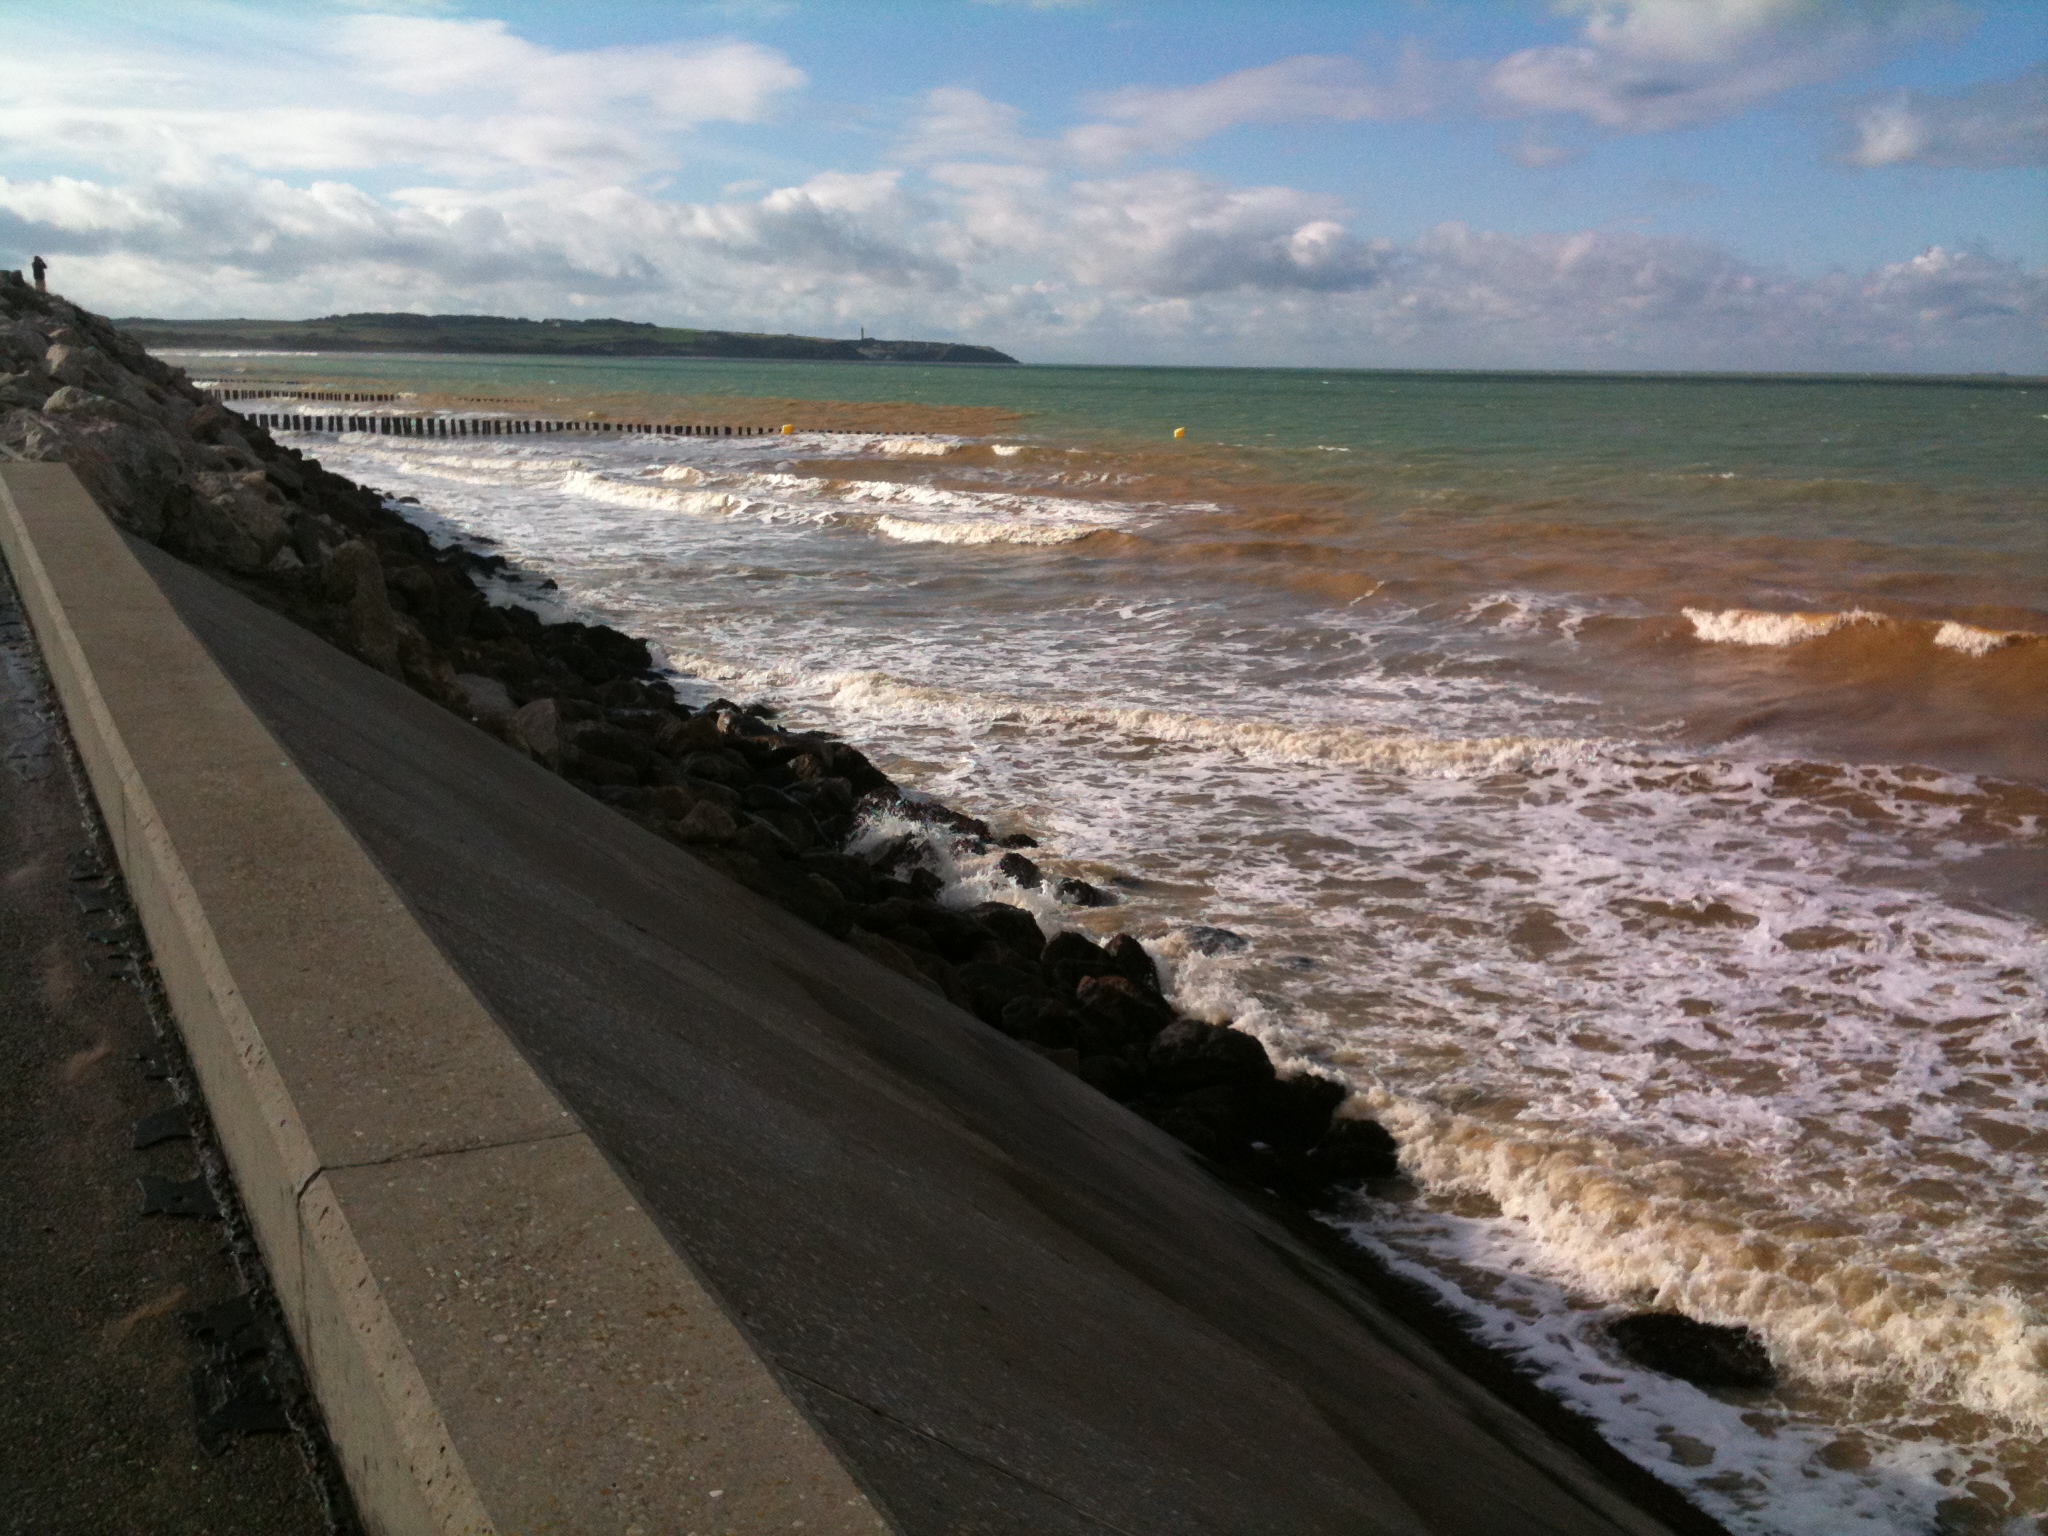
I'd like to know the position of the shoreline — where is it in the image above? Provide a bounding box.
[3,277,1748,1531]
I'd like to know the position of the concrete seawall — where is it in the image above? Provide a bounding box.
[0,461,1714,1535]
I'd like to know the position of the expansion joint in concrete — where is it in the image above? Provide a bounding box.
[301,1125,588,1193]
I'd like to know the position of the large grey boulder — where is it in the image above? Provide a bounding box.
[0,406,187,543]
[41,385,133,422]
[185,469,292,572]
[0,372,47,411]
[322,540,402,675]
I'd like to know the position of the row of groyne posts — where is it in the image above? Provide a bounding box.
[203,387,782,438]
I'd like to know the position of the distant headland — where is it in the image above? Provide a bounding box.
[113,311,1020,365]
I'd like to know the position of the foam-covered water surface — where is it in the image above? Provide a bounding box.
[296,402,2047,1533]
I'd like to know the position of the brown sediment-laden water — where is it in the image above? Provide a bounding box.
[183,349,2048,1533]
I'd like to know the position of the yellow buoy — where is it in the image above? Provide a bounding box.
[782,423,795,434]
[1173,426,1186,439]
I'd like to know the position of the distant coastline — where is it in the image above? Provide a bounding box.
[114,311,1020,366]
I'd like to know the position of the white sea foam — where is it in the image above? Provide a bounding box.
[877,436,955,457]
[562,471,747,518]
[873,515,1100,547]
[1683,606,1886,646]
[1368,1095,2048,1433]
[992,444,1023,457]
[1340,1204,2000,1533]
[809,669,1605,779]
[1933,620,2039,656]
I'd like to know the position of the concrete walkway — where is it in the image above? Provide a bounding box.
[0,560,343,1535]
[133,539,1718,1535]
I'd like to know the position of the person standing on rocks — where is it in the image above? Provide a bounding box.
[31,256,46,292]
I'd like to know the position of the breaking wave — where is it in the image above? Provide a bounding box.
[1370,1096,2048,1435]
[874,515,1101,547]
[1684,606,2046,660]
[675,664,1609,779]
[1934,620,2043,657]
[561,471,747,518]
[1683,607,1885,646]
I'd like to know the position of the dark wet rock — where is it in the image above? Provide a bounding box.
[1103,933,1160,993]
[656,710,725,754]
[953,961,1054,1029]
[858,831,920,874]
[1249,1074,1349,1153]
[1042,930,1117,998]
[1147,1019,1275,1093]
[1041,930,1109,969]
[996,832,1039,849]
[1182,925,1251,956]
[899,797,991,842]
[999,998,1080,1049]
[915,904,994,964]
[788,774,855,818]
[649,779,737,817]
[1308,1117,1401,1185]
[1607,1313,1776,1391]
[742,783,804,817]
[565,750,639,788]
[997,850,1043,889]
[1075,974,1176,1049]
[965,901,1042,963]
[775,809,823,852]
[1141,1085,1249,1158]
[1056,876,1115,908]
[799,850,883,902]
[736,816,797,863]
[682,748,753,788]
[570,720,659,774]
[852,897,985,963]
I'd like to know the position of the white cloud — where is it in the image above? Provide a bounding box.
[900,87,1037,164]
[0,14,805,182]
[15,156,2038,375]
[1062,51,1452,166]
[906,4,1963,176]
[1485,0,1957,132]
[1842,65,2048,167]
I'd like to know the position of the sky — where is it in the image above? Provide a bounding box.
[1,0,2043,371]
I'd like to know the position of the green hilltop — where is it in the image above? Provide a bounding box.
[114,311,1018,365]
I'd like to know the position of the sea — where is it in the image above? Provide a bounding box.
[176,349,2047,1535]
